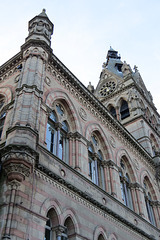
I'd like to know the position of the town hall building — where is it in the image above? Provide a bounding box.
[0,10,160,240]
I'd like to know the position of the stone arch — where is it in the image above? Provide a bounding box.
[62,208,80,235]
[44,88,81,133]
[0,87,12,104]
[107,103,117,119]
[84,122,113,159]
[108,233,118,240]
[93,226,108,240]
[140,170,157,201]
[40,198,63,225]
[115,96,129,108]
[116,148,137,182]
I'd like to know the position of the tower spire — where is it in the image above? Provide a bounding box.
[25,9,54,46]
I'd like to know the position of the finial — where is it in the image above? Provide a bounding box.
[42,8,46,13]
[134,65,138,72]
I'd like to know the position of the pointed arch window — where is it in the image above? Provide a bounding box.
[88,134,105,190]
[0,112,6,140]
[46,103,69,164]
[120,100,130,120]
[119,159,133,209]
[150,134,158,157]
[44,217,52,240]
[98,234,105,240]
[109,106,117,119]
[0,95,6,140]
[46,111,57,154]
[143,179,156,226]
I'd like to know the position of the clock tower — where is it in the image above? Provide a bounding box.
[94,47,160,157]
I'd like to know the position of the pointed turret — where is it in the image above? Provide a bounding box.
[25,9,54,46]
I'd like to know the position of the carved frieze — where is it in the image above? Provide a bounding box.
[1,144,38,165]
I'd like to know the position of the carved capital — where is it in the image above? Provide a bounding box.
[52,225,67,237]
[3,160,31,182]
[0,144,38,182]
[103,159,118,169]
[1,144,38,165]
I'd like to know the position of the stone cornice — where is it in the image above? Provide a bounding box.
[35,163,159,239]
[6,125,39,139]
[0,52,22,77]
[21,39,53,57]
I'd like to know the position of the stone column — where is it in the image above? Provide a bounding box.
[134,183,145,217]
[2,180,20,240]
[116,106,120,121]
[102,161,109,193]
[68,133,73,167]
[105,160,119,198]
[53,225,67,240]
[55,122,62,158]
[152,201,160,229]
[130,184,138,213]
[73,132,81,171]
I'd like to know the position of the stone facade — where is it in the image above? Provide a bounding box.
[0,10,160,240]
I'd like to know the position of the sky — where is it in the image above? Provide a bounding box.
[0,0,160,113]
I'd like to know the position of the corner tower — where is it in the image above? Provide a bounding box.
[95,47,160,157]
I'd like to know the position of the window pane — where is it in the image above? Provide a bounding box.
[49,111,57,122]
[46,123,56,153]
[56,103,64,116]
[91,135,98,146]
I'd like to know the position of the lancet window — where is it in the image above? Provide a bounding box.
[44,209,68,240]
[88,134,105,189]
[120,100,130,120]
[109,105,117,119]
[119,158,133,209]
[46,102,69,163]
[0,95,6,140]
[143,178,156,226]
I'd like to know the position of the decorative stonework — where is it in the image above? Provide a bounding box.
[79,107,87,121]
[134,159,139,170]
[45,76,51,86]
[14,74,20,83]
[110,136,116,148]
[3,161,31,182]
[1,145,38,165]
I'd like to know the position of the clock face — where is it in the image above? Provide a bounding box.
[99,81,116,97]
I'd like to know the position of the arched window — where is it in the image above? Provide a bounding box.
[120,100,130,120]
[64,217,75,239]
[46,103,69,163]
[109,106,117,119]
[143,179,156,226]
[44,216,52,240]
[88,134,105,189]
[0,95,6,140]
[119,158,133,209]
[98,234,105,240]
[150,134,159,157]
[44,209,69,240]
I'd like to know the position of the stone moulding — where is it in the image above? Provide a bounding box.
[1,145,39,182]
[0,144,39,165]
[36,163,159,240]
